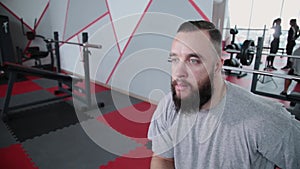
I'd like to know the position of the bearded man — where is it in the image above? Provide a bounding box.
[148,20,300,169]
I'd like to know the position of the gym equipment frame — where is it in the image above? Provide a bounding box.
[0,32,103,120]
[223,36,300,104]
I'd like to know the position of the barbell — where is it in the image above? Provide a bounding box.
[43,38,102,49]
[226,48,300,60]
[225,37,300,67]
[223,36,300,103]
[222,66,300,81]
[237,40,255,65]
[225,40,256,66]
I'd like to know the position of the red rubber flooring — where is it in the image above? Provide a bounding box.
[0,75,154,169]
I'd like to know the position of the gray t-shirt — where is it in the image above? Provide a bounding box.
[148,82,300,169]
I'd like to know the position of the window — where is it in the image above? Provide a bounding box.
[227,0,300,47]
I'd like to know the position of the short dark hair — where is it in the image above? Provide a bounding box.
[177,20,222,56]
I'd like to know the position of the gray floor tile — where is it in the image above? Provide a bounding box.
[22,119,140,169]
[0,90,56,109]
[32,78,60,89]
[83,90,143,117]
[0,120,17,148]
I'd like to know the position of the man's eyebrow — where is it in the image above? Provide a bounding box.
[169,52,204,60]
[187,53,203,59]
[169,52,177,57]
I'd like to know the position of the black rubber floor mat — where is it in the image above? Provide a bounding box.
[5,101,90,142]
[0,74,27,85]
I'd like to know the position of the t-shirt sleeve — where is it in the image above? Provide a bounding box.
[257,109,300,169]
[148,98,174,158]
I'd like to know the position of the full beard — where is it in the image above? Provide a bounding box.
[172,75,213,114]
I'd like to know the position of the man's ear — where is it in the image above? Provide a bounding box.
[215,57,223,73]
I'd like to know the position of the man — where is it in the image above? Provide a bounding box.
[281,46,300,95]
[148,20,300,169]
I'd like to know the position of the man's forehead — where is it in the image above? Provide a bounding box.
[171,30,218,60]
[172,31,211,52]
[173,31,211,49]
[174,30,210,42]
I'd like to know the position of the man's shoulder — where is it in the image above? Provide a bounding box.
[225,82,292,125]
[225,82,257,103]
[226,82,282,109]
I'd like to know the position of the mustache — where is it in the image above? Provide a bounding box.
[171,79,191,87]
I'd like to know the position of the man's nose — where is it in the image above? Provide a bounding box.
[173,61,188,79]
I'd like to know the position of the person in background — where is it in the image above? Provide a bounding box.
[280,46,300,95]
[148,20,300,169]
[282,19,300,69]
[266,18,281,70]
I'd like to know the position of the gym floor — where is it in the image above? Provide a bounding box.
[0,54,299,169]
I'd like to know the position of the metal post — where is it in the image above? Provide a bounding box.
[47,41,54,70]
[82,32,92,107]
[54,32,63,89]
[247,0,255,39]
[251,36,263,92]
[1,72,16,119]
[262,25,266,39]
[280,0,285,18]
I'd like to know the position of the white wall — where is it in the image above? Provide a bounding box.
[0,0,214,103]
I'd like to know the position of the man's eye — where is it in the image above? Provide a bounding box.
[168,57,179,63]
[189,58,200,64]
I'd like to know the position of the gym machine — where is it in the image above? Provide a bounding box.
[222,36,300,119]
[223,27,255,78]
[0,15,16,64]
[0,29,104,120]
[18,18,55,70]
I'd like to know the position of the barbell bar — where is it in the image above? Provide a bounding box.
[45,38,102,49]
[82,43,102,49]
[222,65,300,81]
[223,27,268,31]
[58,41,102,49]
[225,49,300,59]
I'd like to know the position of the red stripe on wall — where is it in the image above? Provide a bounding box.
[105,0,153,84]
[34,1,50,30]
[0,2,33,31]
[188,0,210,21]
[0,1,49,54]
[119,0,153,56]
[105,0,122,55]
[24,1,50,53]
[62,0,71,41]
[63,12,109,44]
